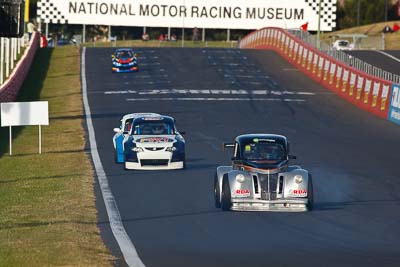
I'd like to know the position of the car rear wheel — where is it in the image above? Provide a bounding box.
[221,174,232,211]
[307,174,314,211]
[214,173,221,208]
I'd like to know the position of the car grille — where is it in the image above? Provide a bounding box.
[140,159,169,166]
[144,147,165,151]
[259,173,279,200]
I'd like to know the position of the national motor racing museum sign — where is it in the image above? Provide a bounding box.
[37,0,336,31]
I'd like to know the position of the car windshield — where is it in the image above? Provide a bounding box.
[241,141,286,161]
[338,41,349,46]
[132,121,175,135]
[116,51,133,58]
[123,118,133,132]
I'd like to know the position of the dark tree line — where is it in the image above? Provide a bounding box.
[337,0,400,29]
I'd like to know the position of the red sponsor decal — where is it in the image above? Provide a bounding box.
[140,137,169,143]
[293,189,307,195]
[236,189,250,195]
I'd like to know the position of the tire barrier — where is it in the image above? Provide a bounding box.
[0,32,40,102]
[239,27,397,123]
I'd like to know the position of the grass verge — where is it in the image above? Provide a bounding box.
[0,47,113,266]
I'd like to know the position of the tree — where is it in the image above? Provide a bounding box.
[337,0,392,30]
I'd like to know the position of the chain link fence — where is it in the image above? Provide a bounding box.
[288,30,400,84]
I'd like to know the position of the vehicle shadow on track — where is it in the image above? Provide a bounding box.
[314,199,400,211]
[98,210,222,225]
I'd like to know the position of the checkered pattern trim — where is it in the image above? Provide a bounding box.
[304,0,336,28]
[37,0,67,24]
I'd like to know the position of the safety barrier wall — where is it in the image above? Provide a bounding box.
[239,27,393,120]
[0,32,40,102]
[388,84,400,125]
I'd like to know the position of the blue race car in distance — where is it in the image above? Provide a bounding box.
[111,48,139,73]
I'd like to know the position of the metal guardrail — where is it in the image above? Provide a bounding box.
[288,30,400,84]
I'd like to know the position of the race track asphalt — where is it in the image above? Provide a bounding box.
[347,50,400,76]
[84,47,400,267]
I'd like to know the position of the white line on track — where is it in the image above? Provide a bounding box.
[81,48,145,267]
[140,62,161,66]
[375,50,400,63]
[126,74,169,79]
[103,89,316,96]
[126,97,306,102]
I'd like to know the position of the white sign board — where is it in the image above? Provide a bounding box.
[37,0,337,31]
[1,101,49,127]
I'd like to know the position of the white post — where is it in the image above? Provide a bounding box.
[9,126,12,156]
[17,37,21,55]
[13,38,17,61]
[108,25,111,41]
[83,24,86,43]
[5,38,10,78]
[0,37,4,85]
[10,39,14,70]
[168,27,171,40]
[227,29,230,42]
[39,125,42,154]
[202,28,205,42]
[143,26,146,34]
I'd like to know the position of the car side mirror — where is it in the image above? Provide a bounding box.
[288,155,297,160]
[111,55,114,58]
[113,128,121,133]
[223,143,235,151]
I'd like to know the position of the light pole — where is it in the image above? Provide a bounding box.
[357,0,361,26]
[181,0,185,48]
[317,0,322,49]
[384,0,388,21]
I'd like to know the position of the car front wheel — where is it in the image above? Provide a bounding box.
[307,174,314,211]
[214,173,221,208]
[221,174,232,211]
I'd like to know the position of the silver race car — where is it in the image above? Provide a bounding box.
[214,134,313,212]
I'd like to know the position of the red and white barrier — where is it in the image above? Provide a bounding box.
[0,32,40,102]
[239,27,392,119]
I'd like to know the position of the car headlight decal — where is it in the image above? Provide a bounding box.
[166,147,177,152]
[236,173,246,183]
[132,147,143,152]
[294,175,303,184]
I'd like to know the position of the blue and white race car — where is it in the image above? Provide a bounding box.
[113,113,160,163]
[113,113,186,170]
[111,48,138,73]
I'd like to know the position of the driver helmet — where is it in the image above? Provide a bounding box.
[152,124,166,134]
